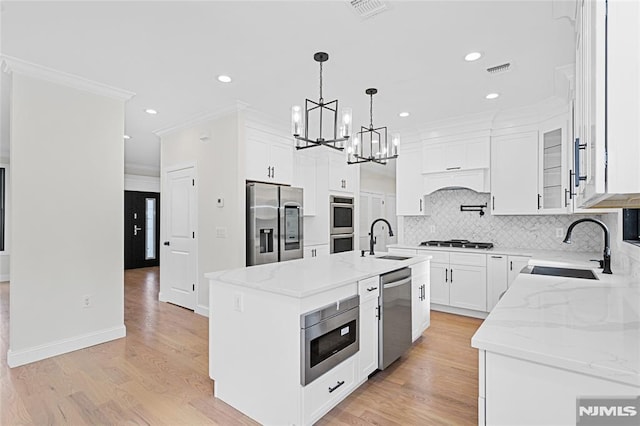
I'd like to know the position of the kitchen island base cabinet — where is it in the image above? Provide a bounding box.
[410,261,430,341]
[358,276,380,380]
[479,351,639,425]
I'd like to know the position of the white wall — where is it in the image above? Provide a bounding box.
[160,111,245,316]
[124,174,160,193]
[8,73,126,367]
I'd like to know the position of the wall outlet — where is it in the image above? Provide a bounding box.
[82,295,91,308]
[429,225,436,233]
[216,197,224,207]
[233,292,244,312]
[555,228,564,238]
[216,227,227,238]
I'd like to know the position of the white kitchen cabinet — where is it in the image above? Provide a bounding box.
[396,144,425,215]
[246,128,293,185]
[507,255,530,286]
[328,152,357,193]
[422,136,490,173]
[303,356,357,425]
[303,244,329,259]
[486,255,508,312]
[426,250,487,313]
[574,0,640,208]
[490,131,539,215]
[358,276,379,381]
[410,261,430,342]
[486,254,531,311]
[293,153,317,216]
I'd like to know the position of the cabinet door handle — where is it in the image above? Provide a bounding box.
[510,261,513,271]
[450,269,453,283]
[445,268,448,283]
[272,166,275,178]
[537,194,542,210]
[267,166,271,178]
[367,286,378,292]
[328,380,345,393]
[574,138,587,185]
[492,196,495,210]
[375,306,380,319]
[419,199,423,212]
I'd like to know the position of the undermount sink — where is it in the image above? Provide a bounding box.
[529,266,598,280]
[376,255,411,261]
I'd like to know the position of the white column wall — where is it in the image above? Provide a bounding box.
[8,73,126,366]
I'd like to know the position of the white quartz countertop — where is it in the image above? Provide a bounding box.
[471,262,640,387]
[205,252,431,298]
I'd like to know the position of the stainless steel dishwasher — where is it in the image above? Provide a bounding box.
[378,267,412,370]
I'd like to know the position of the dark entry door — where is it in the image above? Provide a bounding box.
[124,191,160,269]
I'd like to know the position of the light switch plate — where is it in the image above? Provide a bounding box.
[216,227,227,238]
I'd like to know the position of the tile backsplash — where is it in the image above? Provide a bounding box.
[402,189,607,252]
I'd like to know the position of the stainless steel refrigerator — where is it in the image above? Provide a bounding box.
[246,182,304,266]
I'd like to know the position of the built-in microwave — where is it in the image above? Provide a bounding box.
[300,295,359,386]
[330,196,354,235]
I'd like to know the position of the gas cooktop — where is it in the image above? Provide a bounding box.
[419,239,494,249]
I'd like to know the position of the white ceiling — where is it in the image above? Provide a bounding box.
[0,1,575,176]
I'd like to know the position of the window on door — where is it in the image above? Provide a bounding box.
[145,197,156,260]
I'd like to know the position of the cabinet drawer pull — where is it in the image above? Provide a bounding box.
[445,268,448,283]
[366,286,378,292]
[445,166,461,170]
[491,255,503,259]
[328,380,345,393]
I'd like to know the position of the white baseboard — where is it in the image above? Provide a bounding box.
[431,304,488,319]
[7,324,126,368]
[195,304,209,317]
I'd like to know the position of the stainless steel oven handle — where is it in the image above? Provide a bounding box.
[383,277,412,289]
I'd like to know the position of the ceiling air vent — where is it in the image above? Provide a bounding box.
[486,62,512,75]
[348,0,389,19]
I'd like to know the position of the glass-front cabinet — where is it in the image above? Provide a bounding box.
[538,116,570,214]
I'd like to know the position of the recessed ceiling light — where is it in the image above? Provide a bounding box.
[145,108,158,115]
[485,93,500,100]
[465,52,483,62]
[399,112,410,118]
[123,135,131,140]
[217,75,232,83]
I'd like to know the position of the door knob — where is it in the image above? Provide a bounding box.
[163,241,170,246]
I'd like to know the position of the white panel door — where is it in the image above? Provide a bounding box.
[162,167,196,310]
[487,255,508,312]
[246,137,271,182]
[507,255,531,286]
[270,142,293,185]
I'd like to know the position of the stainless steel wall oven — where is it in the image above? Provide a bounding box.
[330,196,354,235]
[300,295,359,385]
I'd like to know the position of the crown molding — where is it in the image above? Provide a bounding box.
[417,111,496,140]
[1,55,135,102]
[153,101,249,137]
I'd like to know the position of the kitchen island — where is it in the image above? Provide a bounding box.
[205,251,431,425]
[471,259,640,425]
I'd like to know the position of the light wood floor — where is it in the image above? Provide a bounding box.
[0,268,483,425]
